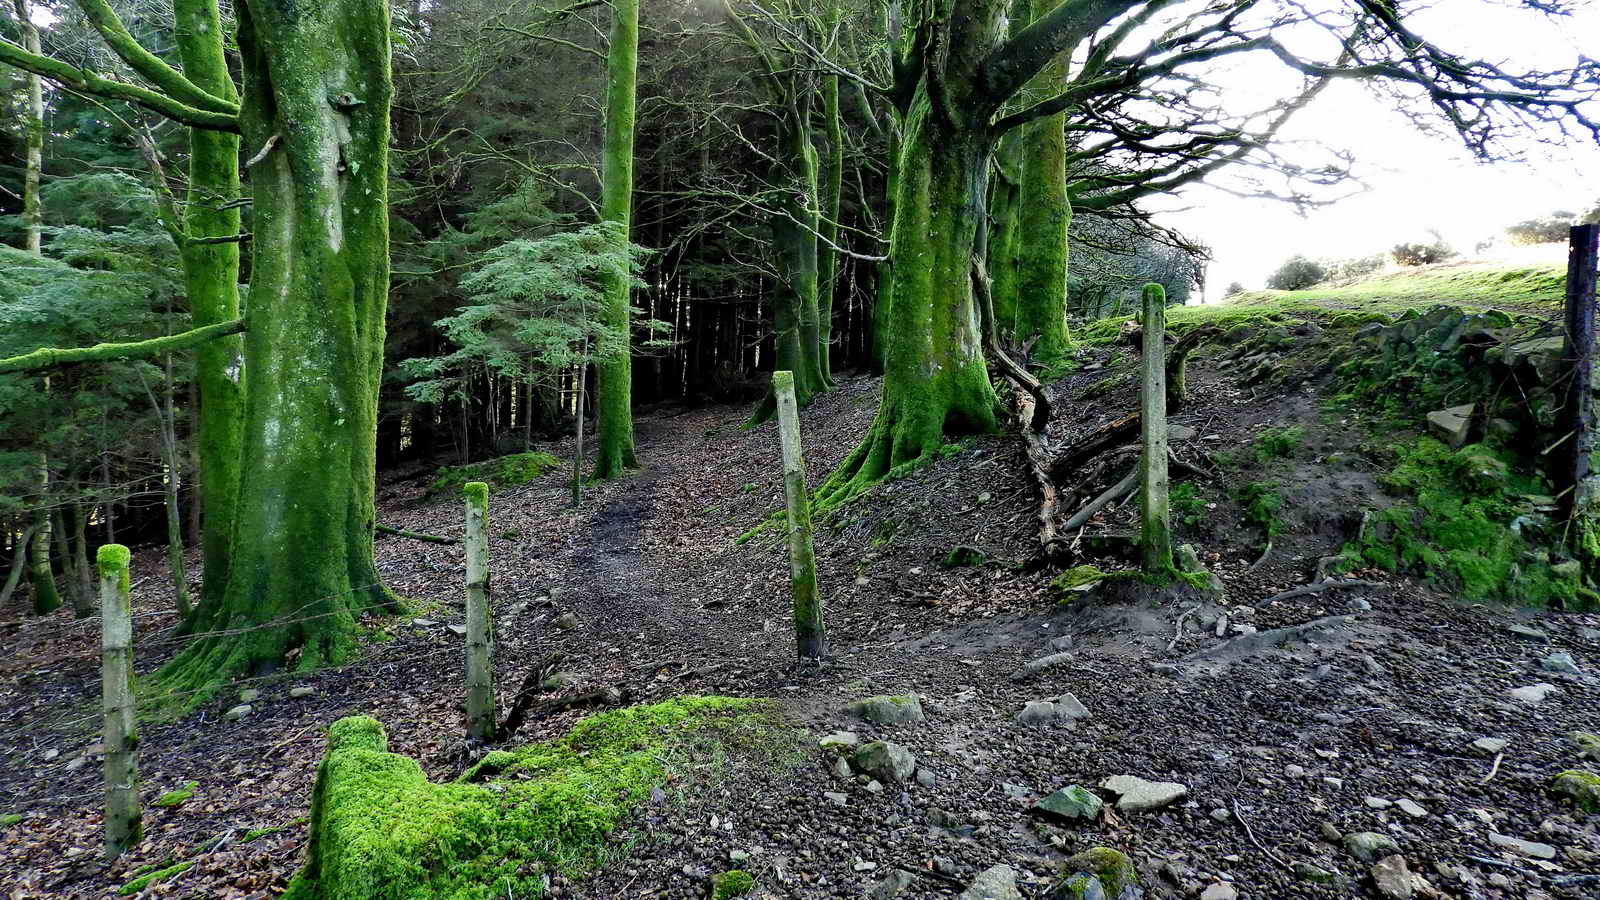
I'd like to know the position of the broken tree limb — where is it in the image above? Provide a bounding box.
[1063,467,1139,531]
[375,523,459,545]
[972,257,1061,558]
[1051,413,1139,483]
[0,318,246,373]
[1260,579,1387,604]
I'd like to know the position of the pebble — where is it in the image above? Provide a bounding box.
[224,704,251,721]
[958,865,1021,900]
[1210,807,1231,823]
[1505,623,1548,640]
[823,791,847,807]
[289,686,316,699]
[1322,777,1344,789]
[1345,831,1400,862]
[1294,861,1337,883]
[1364,796,1393,810]
[239,689,260,703]
[1472,737,1509,754]
[1396,799,1427,818]
[1199,884,1238,900]
[1285,764,1307,778]
[1320,822,1343,843]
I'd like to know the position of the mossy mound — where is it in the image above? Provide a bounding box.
[1052,846,1138,897]
[283,697,797,900]
[1342,437,1595,609]
[1550,769,1600,813]
[711,869,755,899]
[154,780,198,808]
[426,452,562,499]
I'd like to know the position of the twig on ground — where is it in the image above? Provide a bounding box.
[1246,540,1274,573]
[1232,798,1292,870]
[1481,751,1504,784]
[1168,607,1198,652]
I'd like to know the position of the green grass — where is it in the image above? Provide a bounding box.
[1252,426,1305,463]
[1227,263,1564,315]
[1074,262,1562,348]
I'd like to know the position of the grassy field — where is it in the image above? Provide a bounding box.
[1075,261,1567,346]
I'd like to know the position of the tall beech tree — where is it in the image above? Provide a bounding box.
[816,0,1600,506]
[1,0,398,689]
[594,0,641,478]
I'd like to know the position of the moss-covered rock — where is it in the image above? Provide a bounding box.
[847,694,925,725]
[1051,566,1106,601]
[0,813,21,827]
[426,452,563,499]
[282,697,794,899]
[1550,769,1600,813]
[1571,731,1600,763]
[1051,847,1137,897]
[711,869,755,899]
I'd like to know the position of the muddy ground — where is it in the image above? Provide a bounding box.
[2,324,1598,899]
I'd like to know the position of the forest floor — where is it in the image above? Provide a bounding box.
[3,296,1600,900]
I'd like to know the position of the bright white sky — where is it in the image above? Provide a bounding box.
[1144,2,1600,301]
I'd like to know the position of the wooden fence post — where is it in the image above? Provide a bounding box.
[1139,283,1174,576]
[463,482,495,741]
[572,366,586,507]
[1561,224,1600,533]
[773,371,825,660]
[98,543,140,859]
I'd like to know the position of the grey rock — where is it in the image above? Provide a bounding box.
[1426,404,1475,449]
[1100,774,1187,812]
[1030,785,1103,822]
[289,686,316,699]
[915,768,936,788]
[1507,683,1558,705]
[1055,875,1105,900]
[865,780,883,794]
[1048,635,1074,652]
[1171,424,1199,441]
[1396,799,1427,818]
[867,869,917,900]
[224,704,252,721]
[1345,831,1400,862]
[1210,807,1231,822]
[1506,623,1548,641]
[823,791,848,807]
[1472,737,1509,754]
[1295,861,1338,884]
[1320,822,1343,843]
[1371,855,1414,900]
[1010,652,1076,681]
[819,731,860,751]
[238,689,260,703]
[830,756,852,779]
[852,741,917,783]
[959,864,1021,900]
[1542,652,1581,674]
[848,694,925,725]
[447,623,467,636]
[1364,796,1393,810]
[1015,693,1090,727]
[1199,885,1238,900]
[1488,832,1556,859]
[553,612,579,630]
[1285,764,1307,778]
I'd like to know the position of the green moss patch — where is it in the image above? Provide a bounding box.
[1,813,21,827]
[283,697,799,900]
[154,780,198,808]
[1343,438,1593,608]
[712,869,756,899]
[426,452,562,499]
[118,860,195,895]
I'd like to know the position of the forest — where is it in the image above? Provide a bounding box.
[1,1,1598,898]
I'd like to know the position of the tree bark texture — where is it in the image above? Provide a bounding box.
[463,482,495,741]
[774,372,824,659]
[1139,283,1173,575]
[593,0,640,478]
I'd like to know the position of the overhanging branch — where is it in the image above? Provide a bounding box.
[0,319,247,374]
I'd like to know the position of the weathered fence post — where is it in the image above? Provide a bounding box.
[463,482,495,741]
[1561,224,1600,546]
[98,543,140,859]
[773,371,825,660]
[1139,283,1174,577]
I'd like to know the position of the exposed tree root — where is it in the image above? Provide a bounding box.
[375,524,459,545]
[1064,467,1139,531]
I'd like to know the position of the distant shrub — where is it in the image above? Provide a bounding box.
[1222,281,1247,298]
[1266,255,1326,290]
[1505,213,1576,246]
[1323,253,1387,283]
[1391,231,1457,267]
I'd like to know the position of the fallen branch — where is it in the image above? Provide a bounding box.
[1246,540,1274,573]
[1063,467,1139,531]
[376,523,459,545]
[973,257,1062,559]
[1185,614,1363,662]
[499,686,626,743]
[1260,579,1387,605]
[1168,607,1198,652]
[1051,413,1139,482]
[1481,751,1503,784]
[1232,798,1293,870]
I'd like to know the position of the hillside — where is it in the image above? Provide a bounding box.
[1219,261,1567,318]
[3,265,1599,899]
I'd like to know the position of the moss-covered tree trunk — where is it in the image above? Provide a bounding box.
[593,0,640,479]
[817,74,844,387]
[16,0,43,255]
[987,127,1023,343]
[174,0,245,615]
[817,90,1000,506]
[1010,6,1072,365]
[162,0,398,691]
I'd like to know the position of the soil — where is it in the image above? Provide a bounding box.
[2,316,1598,900]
